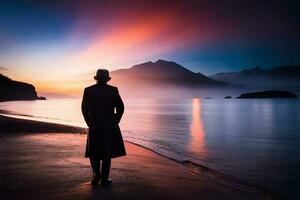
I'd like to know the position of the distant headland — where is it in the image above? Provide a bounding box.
[237,90,298,99]
[0,74,46,102]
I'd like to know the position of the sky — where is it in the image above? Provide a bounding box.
[0,0,299,95]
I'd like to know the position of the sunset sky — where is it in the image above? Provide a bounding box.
[0,0,299,95]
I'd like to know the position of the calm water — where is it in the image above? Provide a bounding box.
[0,98,299,198]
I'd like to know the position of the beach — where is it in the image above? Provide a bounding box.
[0,115,268,200]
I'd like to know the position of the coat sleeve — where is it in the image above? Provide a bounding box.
[81,88,91,127]
[114,88,124,124]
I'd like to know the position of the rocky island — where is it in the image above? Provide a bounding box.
[237,90,298,99]
[0,74,46,102]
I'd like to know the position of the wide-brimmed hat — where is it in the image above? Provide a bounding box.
[94,69,111,82]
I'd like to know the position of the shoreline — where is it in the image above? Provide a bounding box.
[0,114,272,199]
[122,142,272,199]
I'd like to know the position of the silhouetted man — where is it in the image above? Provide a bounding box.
[81,69,126,186]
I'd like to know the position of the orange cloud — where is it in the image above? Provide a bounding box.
[78,11,174,66]
[71,3,216,69]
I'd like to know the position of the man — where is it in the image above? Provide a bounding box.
[81,69,126,186]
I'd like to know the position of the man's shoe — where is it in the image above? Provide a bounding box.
[100,178,112,186]
[91,173,101,186]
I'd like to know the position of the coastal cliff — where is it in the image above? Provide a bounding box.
[0,74,46,102]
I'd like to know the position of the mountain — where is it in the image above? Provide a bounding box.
[107,60,228,97]
[210,65,300,91]
[109,60,225,97]
[110,59,224,88]
[0,74,46,102]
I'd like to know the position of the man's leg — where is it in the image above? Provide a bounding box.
[89,157,101,186]
[89,157,100,175]
[101,158,111,182]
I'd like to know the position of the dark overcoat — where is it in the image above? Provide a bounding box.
[81,83,126,159]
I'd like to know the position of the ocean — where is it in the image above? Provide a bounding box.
[0,97,299,198]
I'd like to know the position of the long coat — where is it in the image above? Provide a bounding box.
[81,83,126,159]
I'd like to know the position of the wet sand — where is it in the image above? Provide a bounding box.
[0,115,266,200]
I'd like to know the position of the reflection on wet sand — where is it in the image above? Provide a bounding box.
[190,98,206,154]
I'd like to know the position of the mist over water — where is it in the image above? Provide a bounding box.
[1,96,299,198]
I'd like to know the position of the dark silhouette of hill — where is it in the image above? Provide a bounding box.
[210,65,300,91]
[110,59,224,88]
[0,74,46,102]
[237,90,298,99]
